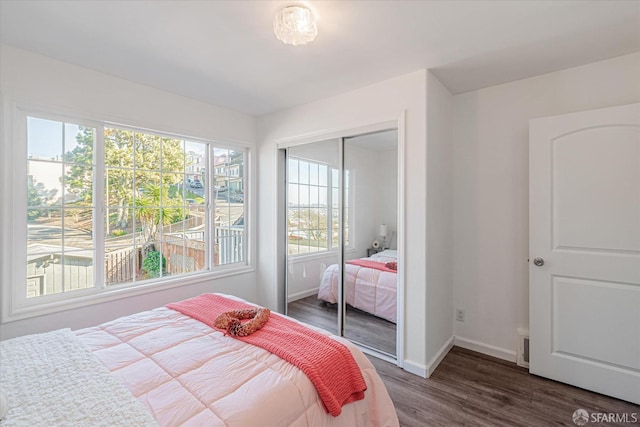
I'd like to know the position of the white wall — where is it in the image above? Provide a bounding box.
[375,147,399,249]
[452,52,640,361]
[287,253,340,302]
[0,45,258,339]
[257,70,431,373]
[345,143,386,257]
[426,72,454,371]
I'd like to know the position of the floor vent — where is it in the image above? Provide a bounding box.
[517,328,530,369]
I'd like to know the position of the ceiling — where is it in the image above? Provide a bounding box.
[1,1,638,116]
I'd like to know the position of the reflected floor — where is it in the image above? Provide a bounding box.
[287,295,396,356]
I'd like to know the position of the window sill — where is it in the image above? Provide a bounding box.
[287,247,358,264]
[2,264,255,324]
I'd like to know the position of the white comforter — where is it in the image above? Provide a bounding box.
[0,329,157,427]
[318,250,398,323]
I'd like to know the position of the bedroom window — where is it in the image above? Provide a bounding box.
[287,158,350,256]
[20,113,248,307]
[26,117,97,297]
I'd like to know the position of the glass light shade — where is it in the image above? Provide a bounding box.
[274,5,318,46]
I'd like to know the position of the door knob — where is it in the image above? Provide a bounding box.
[533,257,544,267]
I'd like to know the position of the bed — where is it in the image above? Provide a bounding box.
[0,293,399,427]
[317,250,398,323]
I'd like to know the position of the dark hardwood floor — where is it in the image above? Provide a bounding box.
[287,295,396,355]
[288,295,638,425]
[368,347,639,426]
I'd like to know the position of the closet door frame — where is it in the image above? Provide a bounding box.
[277,113,406,367]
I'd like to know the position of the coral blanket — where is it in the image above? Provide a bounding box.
[346,259,398,273]
[167,294,367,416]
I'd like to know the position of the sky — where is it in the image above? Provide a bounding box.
[27,116,82,160]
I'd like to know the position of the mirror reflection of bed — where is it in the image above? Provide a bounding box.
[286,129,399,358]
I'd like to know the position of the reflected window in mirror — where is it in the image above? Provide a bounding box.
[288,157,351,256]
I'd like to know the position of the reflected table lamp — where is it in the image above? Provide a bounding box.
[379,224,388,249]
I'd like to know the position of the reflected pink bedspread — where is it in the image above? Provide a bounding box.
[75,294,399,427]
[319,251,398,323]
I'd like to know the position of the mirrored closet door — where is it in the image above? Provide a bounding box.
[285,129,399,358]
[343,130,398,356]
[285,139,341,336]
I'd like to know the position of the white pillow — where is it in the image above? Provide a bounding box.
[0,387,7,420]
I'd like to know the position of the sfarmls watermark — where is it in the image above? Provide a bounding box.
[572,408,638,425]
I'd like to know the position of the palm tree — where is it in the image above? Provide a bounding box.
[136,183,183,278]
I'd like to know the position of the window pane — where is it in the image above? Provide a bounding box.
[299,185,309,206]
[332,208,340,247]
[289,158,299,183]
[161,137,184,173]
[28,117,62,160]
[288,183,298,206]
[105,128,134,168]
[105,168,134,208]
[62,250,94,291]
[186,140,206,175]
[213,148,243,226]
[309,208,320,229]
[27,252,62,297]
[187,205,206,228]
[214,177,244,268]
[319,208,329,249]
[164,173,185,205]
[140,248,165,279]
[216,179,230,203]
[64,125,93,165]
[105,245,137,286]
[65,208,93,249]
[135,206,163,243]
[136,172,162,206]
[64,165,93,205]
[299,161,309,185]
[28,160,63,206]
[319,164,327,186]
[134,133,161,171]
[27,208,63,251]
[228,151,242,200]
[319,187,328,207]
[105,207,134,243]
[309,186,319,207]
[309,162,319,186]
[163,238,185,276]
[288,207,300,229]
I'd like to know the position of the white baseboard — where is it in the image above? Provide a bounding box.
[426,336,454,377]
[287,288,319,303]
[403,359,428,378]
[454,336,517,363]
[401,336,513,379]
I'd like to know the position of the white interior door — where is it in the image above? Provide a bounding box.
[529,103,640,405]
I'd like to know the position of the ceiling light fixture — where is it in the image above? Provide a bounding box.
[273,5,318,46]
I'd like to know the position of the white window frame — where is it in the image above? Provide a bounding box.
[2,106,252,322]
